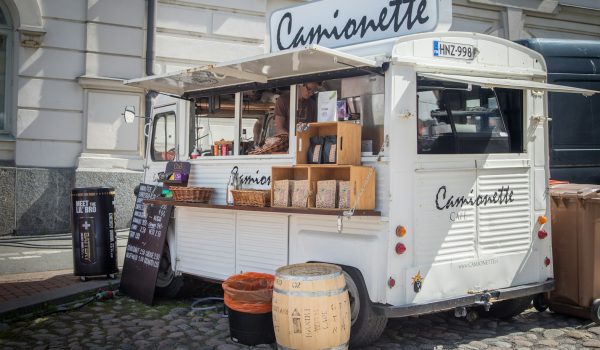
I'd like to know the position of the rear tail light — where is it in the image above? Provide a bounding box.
[395,243,407,255]
[538,230,548,239]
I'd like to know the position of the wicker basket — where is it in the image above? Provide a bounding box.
[249,134,289,155]
[231,189,271,207]
[170,186,213,203]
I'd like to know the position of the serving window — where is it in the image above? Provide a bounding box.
[188,71,383,158]
[417,78,523,154]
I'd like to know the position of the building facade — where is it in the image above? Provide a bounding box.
[0,0,599,235]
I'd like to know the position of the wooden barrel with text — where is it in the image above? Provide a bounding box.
[272,263,351,350]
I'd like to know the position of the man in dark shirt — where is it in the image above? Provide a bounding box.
[274,82,319,135]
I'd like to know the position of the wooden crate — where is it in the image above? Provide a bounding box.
[296,122,361,165]
[270,165,375,210]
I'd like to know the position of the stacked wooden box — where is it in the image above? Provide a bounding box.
[271,122,376,210]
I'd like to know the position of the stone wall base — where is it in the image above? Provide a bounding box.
[0,167,142,236]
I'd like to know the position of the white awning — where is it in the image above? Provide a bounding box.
[419,73,598,96]
[125,45,378,96]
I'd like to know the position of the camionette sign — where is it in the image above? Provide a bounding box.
[269,0,452,52]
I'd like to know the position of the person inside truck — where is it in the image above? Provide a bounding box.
[273,82,320,135]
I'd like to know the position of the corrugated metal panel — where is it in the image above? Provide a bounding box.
[176,207,236,280]
[236,213,288,274]
[478,171,531,255]
[415,171,477,265]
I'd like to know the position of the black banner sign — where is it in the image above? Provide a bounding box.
[120,183,172,305]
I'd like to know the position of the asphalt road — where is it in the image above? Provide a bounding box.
[0,231,128,275]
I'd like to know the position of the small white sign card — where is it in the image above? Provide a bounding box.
[318,91,338,122]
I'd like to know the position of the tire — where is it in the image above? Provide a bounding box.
[155,242,184,298]
[341,266,387,347]
[591,299,600,324]
[486,296,533,319]
[533,293,549,312]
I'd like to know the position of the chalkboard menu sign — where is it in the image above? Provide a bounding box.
[120,183,173,305]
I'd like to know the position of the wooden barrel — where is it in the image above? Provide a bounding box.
[272,263,351,350]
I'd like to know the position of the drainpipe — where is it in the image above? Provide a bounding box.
[145,0,156,134]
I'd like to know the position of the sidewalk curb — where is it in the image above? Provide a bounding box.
[0,278,120,319]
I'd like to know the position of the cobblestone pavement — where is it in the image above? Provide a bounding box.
[0,292,599,350]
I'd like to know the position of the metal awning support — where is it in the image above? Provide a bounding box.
[419,73,598,96]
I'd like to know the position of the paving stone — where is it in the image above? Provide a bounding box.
[492,341,511,348]
[467,341,488,349]
[589,327,600,335]
[524,334,537,341]
[558,345,577,350]
[543,329,565,338]
[537,339,559,347]
[512,340,533,347]
[167,331,185,339]
[216,345,240,350]
[583,339,600,348]
[566,329,591,339]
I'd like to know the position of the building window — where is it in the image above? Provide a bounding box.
[0,2,11,132]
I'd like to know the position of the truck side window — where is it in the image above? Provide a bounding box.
[417,78,522,154]
[151,112,176,161]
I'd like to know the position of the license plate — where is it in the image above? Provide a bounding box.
[433,41,476,60]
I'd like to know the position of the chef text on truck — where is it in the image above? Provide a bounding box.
[124,0,598,346]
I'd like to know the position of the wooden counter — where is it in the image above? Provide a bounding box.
[144,198,381,217]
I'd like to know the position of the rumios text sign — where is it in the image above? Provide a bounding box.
[120,184,172,305]
[269,0,452,52]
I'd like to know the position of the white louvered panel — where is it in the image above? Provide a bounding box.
[415,171,477,265]
[363,159,389,216]
[477,171,531,255]
[187,158,294,204]
[236,213,289,274]
[175,207,236,280]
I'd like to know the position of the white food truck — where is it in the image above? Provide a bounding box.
[125,0,597,346]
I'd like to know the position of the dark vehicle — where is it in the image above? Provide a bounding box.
[517,39,600,184]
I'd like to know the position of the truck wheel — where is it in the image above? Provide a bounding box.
[486,296,533,319]
[591,299,600,324]
[155,242,184,298]
[341,267,387,347]
[533,293,549,312]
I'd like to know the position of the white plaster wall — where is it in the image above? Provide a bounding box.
[11,0,600,170]
[15,0,86,167]
[85,91,141,153]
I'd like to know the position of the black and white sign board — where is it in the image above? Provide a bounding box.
[120,183,172,305]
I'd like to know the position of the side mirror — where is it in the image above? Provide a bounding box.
[122,106,138,124]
